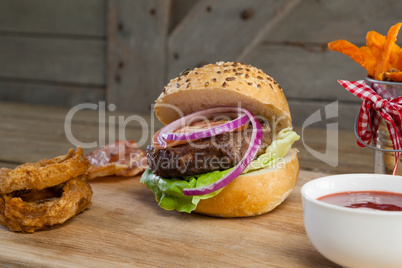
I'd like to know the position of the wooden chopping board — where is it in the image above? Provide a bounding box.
[0,170,338,267]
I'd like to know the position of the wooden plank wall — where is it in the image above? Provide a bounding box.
[0,0,106,107]
[167,0,300,79]
[107,0,170,113]
[243,0,402,130]
[167,0,402,130]
[1,0,402,130]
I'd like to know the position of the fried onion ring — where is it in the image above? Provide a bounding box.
[0,147,89,194]
[0,176,92,233]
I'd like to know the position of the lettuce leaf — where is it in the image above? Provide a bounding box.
[140,128,299,213]
[140,168,231,213]
[243,127,300,173]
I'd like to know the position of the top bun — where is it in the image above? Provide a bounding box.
[154,61,292,132]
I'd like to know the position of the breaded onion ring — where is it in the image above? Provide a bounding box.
[0,147,89,194]
[0,176,92,233]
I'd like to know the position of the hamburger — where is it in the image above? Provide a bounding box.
[141,61,299,217]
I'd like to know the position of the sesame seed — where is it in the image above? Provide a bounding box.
[176,83,180,88]
[247,82,253,86]
[257,84,261,88]
[187,83,191,88]
[205,82,209,86]
[245,74,249,78]
[222,82,227,87]
[194,72,198,75]
[179,69,191,76]
[224,70,228,73]
[237,68,243,71]
[226,77,236,81]
[212,78,217,82]
[186,78,191,82]
[217,71,221,74]
[246,68,250,72]
[269,84,273,90]
[235,73,242,76]
[232,69,237,72]
[257,76,263,80]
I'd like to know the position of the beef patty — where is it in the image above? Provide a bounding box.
[147,123,272,178]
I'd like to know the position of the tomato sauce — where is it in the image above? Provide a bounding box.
[317,191,402,211]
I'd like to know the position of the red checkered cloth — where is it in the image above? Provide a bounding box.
[338,80,402,173]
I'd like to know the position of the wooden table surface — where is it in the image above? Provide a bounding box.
[0,101,375,267]
[0,171,338,267]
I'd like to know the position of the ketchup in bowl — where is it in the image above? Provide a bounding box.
[318,191,402,211]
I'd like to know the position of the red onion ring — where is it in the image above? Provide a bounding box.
[182,108,263,196]
[157,107,250,149]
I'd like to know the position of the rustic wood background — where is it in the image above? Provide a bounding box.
[0,0,401,130]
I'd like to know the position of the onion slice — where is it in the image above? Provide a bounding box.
[157,107,250,149]
[182,109,263,196]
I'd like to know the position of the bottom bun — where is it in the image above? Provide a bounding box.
[194,149,299,218]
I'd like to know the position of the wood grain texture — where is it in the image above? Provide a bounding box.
[0,171,338,267]
[107,0,171,112]
[261,0,402,44]
[167,0,300,80]
[0,101,162,164]
[294,127,373,174]
[288,99,361,130]
[240,0,402,126]
[169,0,197,33]
[243,43,367,103]
[0,80,105,107]
[0,36,105,85]
[0,0,106,37]
[0,161,18,169]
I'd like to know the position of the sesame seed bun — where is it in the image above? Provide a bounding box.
[154,61,292,133]
[150,61,299,217]
[195,149,299,217]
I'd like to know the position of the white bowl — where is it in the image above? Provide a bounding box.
[301,173,402,268]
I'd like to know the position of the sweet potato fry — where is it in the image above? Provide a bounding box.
[328,40,377,77]
[385,71,402,82]
[329,23,402,80]
[374,23,402,80]
[367,31,400,68]
[390,44,401,67]
[398,48,402,71]
[366,31,384,60]
[360,46,374,56]
[391,40,401,67]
